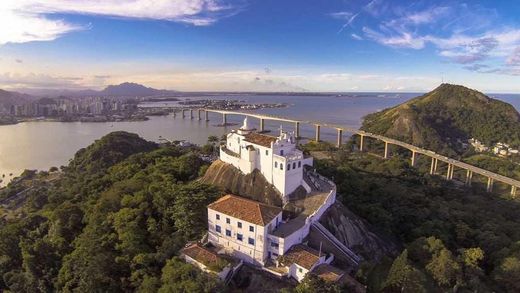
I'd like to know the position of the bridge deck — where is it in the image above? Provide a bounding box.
[193,108,520,189]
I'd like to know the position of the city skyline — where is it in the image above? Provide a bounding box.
[1,0,520,93]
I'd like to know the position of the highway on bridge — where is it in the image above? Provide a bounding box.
[179,108,520,195]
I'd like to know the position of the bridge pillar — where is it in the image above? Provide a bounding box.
[450,164,455,179]
[465,170,473,186]
[336,129,343,147]
[260,118,265,132]
[222,113,227,125]
[487,177,494,192]
[198,109,201,120]
[190,109,195,119]
[511,186,517,197]
[182,109,186,118]
[315,125,321,142]
[384,142,389,159]
[295,122,300,138]
[446,164,453,180]
[173,110,176,118]
[411,151,417,167]
[359,135,365,152]
[430,157,436,174]
[205,110,209,121]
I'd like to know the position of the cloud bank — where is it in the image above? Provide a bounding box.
[331,0,520,76]
[0,0,238,45]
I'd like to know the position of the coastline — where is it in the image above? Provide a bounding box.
[1,115,154,126]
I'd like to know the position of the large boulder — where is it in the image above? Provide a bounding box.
[200,160,283,207]
[320,202,399,261]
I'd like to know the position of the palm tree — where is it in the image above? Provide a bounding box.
[207,135,219,154]
[207,135,219,145]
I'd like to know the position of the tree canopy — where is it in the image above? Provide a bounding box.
[0,132,223,292]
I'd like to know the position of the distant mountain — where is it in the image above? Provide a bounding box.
[361,84,520,156]
[0,89,35,107]
[12,88,98,98]
[14,83,177,98]
[99,82,175,97]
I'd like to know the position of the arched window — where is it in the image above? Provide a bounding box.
[280,150,284,156]
[293,162,296,169]
[275,162,278,168]
[298,161,301,168]
[280,164,283,170]
[287,164,291,170]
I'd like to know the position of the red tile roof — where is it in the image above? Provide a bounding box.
[182,243,223,268]
[282,244,322,270]
[208,194,282,226]
[243,133,277,148]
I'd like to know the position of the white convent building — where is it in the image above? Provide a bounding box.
[219,117,313,200]
[202,118,355,283]
[207,194,336,282]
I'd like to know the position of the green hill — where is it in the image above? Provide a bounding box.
[0,132,223,292]
[361,84,520,156]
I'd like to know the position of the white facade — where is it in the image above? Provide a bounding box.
[199,120,351,284]
[268,185,337,257]
[287,254,334,282]
[220,117,313,200]
[208,206,283,265]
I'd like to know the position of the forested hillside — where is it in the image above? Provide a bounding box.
[362,84,520,157]
[0,132,225,292]
[304,142,520,292]
[4,132,520,292]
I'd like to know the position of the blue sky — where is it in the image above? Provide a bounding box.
[1,0,520,92]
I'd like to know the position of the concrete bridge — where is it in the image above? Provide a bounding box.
[175,108,520,197]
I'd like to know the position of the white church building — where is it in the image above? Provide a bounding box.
[182,117,362,284]
[219,117,313,200]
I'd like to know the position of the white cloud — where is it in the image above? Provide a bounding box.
[507,47,520,66]
[0,68,444,92]
[351,33,363,40]
[329,11,353,20]
[364,0,387,17]
[363,27,426,49]
[435,37,499,64]
[404,7,451,25]
[0,1,84,45]
[0,72,86,89]
[0,0,238,45]
[332,1,520,76]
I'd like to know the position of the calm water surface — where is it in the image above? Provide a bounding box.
[1,93,519,186]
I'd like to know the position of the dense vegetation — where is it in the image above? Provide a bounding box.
[304,142,520,292]
[4,129,520,292]
[362,84,520,157]
[0,132,225,292]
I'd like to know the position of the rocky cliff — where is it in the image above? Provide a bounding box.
[202,160,398,262]
[319,202,399,261]
[200,160,283,206]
